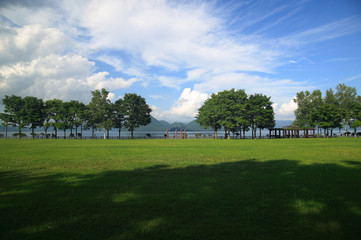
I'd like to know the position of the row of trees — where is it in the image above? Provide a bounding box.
[196,89,275,139]
[0,89,152,139]
[293,84,361,137]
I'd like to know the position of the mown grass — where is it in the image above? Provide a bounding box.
[0,138,361,240]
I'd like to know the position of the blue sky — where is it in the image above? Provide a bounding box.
[1,0,360,122]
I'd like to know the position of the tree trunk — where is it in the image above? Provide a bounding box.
[131,129,134,139]
[227,129,230,140]
[75,127,78,139]
[32,127,35,139]
[214,129,218,139]
[92,127,95,139]
[243,128,246,139]
[64,129,66,139]
[345,121,349,137]
[5,124,8,139]
[18,126,22,139]
[259,128,262,139]
[118,128,121,139]
[104,128,106,140]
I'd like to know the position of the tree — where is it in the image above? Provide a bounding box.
[113,99,125,139]
[45,99,63,138]
[293,90,322,132]
[88,88,112,139]
[248,94,275,139]
[2,95,27,138]
[0,113,13,139]
[196,94,222,139]
[123,93,152,139]
[56,101,73,139]
[312,104,342,137]
[335,84,357,137]
[67,100,86,138]
[23,96,45,139]
[350,100,361,136]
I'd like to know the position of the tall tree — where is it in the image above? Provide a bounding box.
[312,104,342,137]
[2,95,27,138]
[248,94,275,139]
[23,96,45,139]
[293,90,322,129]
[0,113,13,139]
[45,99,63,138]
[113,99,125,139]
[350,100,361,136]
[88,88,112,139]
[123,93,152,139]
[67,100,86,138]
[335,84,357,137]
[56,101,73,139]
[196,94,222,139]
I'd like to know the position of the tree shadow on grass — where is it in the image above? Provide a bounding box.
[1,159,361,240]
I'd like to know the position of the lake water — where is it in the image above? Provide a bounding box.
[4,127,360,139]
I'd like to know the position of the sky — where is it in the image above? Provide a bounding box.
[0,0,360,123]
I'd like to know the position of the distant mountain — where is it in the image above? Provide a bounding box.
[137,118,208,131]
[137,117,171,131]
[185,120,209,131]
[275,120,294,128]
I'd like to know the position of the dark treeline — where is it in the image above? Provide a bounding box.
[293,84,361,137]
[0,88,151,139]
[196,88,275,139]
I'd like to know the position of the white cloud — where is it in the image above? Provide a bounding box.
[0,54,137,103]
[0,24,65,65]
[165,88,209,122]
[274,98,297,120]
[87,72,139,90]
[77,0,281,75]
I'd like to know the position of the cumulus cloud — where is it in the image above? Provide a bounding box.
[164,88,208,122]
[274,98,297,120]
[0,18,138,103]
[0,24,65,65]
[0,54,138,102]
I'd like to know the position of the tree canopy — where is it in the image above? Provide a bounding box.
[0,89,152,139]
[196,88,274,139]
[293,84,360,137]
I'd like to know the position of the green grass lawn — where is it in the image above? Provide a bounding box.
[1,138,361,240]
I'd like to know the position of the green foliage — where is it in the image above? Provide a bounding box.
[123,93,152,138]
[293,90,322,127]
[294,84,360,137]
[1,138,361,239]
[1,89,153,139]
[45,99,63,138]
[197,89,274,139]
